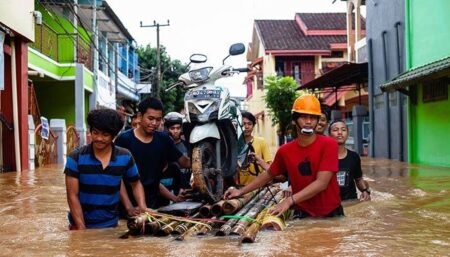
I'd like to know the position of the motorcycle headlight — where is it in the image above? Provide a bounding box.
[188,102,201,115]
[189,67,213,83]
[197,101,219,122]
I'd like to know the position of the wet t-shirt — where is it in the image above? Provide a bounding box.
[115,130,182,208]
[269,135,341,217]
[337,149,362,201]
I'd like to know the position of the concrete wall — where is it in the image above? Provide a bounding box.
[0,0,35,41]
[34,81,76,125]
[366,0,408,161]
[406,0,450,167]
[406,0,450,68]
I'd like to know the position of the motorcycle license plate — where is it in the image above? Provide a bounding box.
[188,89,221,99]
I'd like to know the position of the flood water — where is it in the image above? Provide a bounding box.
[0,158,449,257]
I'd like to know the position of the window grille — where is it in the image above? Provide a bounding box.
[422,78,448,103]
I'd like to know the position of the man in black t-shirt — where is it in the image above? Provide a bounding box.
[329,120,371,201]
[115,97,190,212]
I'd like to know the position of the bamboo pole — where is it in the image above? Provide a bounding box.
[215,188,268,236]
[210,200,225,217]
[175,222,204,241]
[199,204,212,217]
[260,209,290,231]
[230,188,279,236]
[172,213,200,235]
[126,213,171,236]
[222,190,258,215]
[240,208,268,243]
[157,220,181,236]
[240,192,286,243]
[197,216,222,236]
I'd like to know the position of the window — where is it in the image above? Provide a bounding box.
[293,64,301,84]
[423,78,448,103]
[323,51,344,58]
[275,59,284,76]
[256,71,264,89]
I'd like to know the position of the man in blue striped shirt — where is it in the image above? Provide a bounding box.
[64,109,148,229]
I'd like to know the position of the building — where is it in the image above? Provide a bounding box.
[300,0,369,155]
[0,0,35,171]
[27,0,140,167]
[380,0,450,167]
[366,0,408,161]
[246,13,357,152]
[1,0,146,171]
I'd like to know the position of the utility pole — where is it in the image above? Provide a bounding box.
[89,0,99,110]
[140,20,170,99]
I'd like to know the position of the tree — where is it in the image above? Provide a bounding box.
[137,44,188,113]
[263,76,307,140]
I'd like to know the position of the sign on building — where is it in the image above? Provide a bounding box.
[40,116,49,140]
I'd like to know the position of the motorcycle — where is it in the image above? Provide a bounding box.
[166,43,250,203]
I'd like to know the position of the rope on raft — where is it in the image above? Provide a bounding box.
[143,212,212,231]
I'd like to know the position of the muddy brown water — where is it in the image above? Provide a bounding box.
[0,158,449,257]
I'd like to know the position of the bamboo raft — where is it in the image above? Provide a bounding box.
[122,184,292,244]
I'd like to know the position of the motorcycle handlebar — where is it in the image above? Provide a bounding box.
[235,67,250,73]
[165,81,184,92]
[221,67,250,76]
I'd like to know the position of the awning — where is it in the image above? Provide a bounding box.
[323,90,350,106]
[381,56,450,92]
[299,62,368,90]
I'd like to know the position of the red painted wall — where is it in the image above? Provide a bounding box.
[1,35,29,171]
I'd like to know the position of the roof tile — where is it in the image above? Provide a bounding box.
[296,13,366,30]
[255,20,347,51]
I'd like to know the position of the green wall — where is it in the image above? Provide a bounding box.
[34,4,91,64]
[406,0,450,167]
[409,84,450,167]
[407,0,450,68]
[34,81,76,125]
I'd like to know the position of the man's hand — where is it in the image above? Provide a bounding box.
[359,191,371,201]
[126,206,141,217]
[175,191,186,202]
[70,224,86,230]
[223,187,242,199]
[268,197,293,216]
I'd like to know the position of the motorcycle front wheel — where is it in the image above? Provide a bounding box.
[191,141,224,203]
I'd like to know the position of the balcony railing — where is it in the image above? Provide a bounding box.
[30,23,92,70]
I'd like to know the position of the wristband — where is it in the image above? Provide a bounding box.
[361,188,371,195]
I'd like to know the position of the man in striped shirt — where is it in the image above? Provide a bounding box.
[64,109,148,229]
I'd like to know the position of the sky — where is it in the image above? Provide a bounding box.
[107,0,353,96]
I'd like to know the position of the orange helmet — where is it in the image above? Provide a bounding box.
[292,94,321,116]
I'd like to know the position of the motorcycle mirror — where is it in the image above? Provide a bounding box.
[223,43,245,64]
[189,54,207,64]
[229,43,245,56]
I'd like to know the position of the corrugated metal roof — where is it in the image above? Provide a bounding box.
[381,56,450,91]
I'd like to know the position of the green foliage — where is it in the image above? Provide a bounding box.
[263,76,307,135]
[137,44,188,113]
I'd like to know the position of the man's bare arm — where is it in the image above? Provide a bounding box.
[66,175,86,229]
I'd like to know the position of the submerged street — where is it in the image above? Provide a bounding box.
[0,158,449,257]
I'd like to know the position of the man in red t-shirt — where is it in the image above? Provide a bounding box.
[224,94,343,218]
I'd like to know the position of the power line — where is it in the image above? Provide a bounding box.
[38,2,135,106]
[41,0,145,95]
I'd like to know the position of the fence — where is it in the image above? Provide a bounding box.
[30,23,92,70]
[35,124,58,168]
